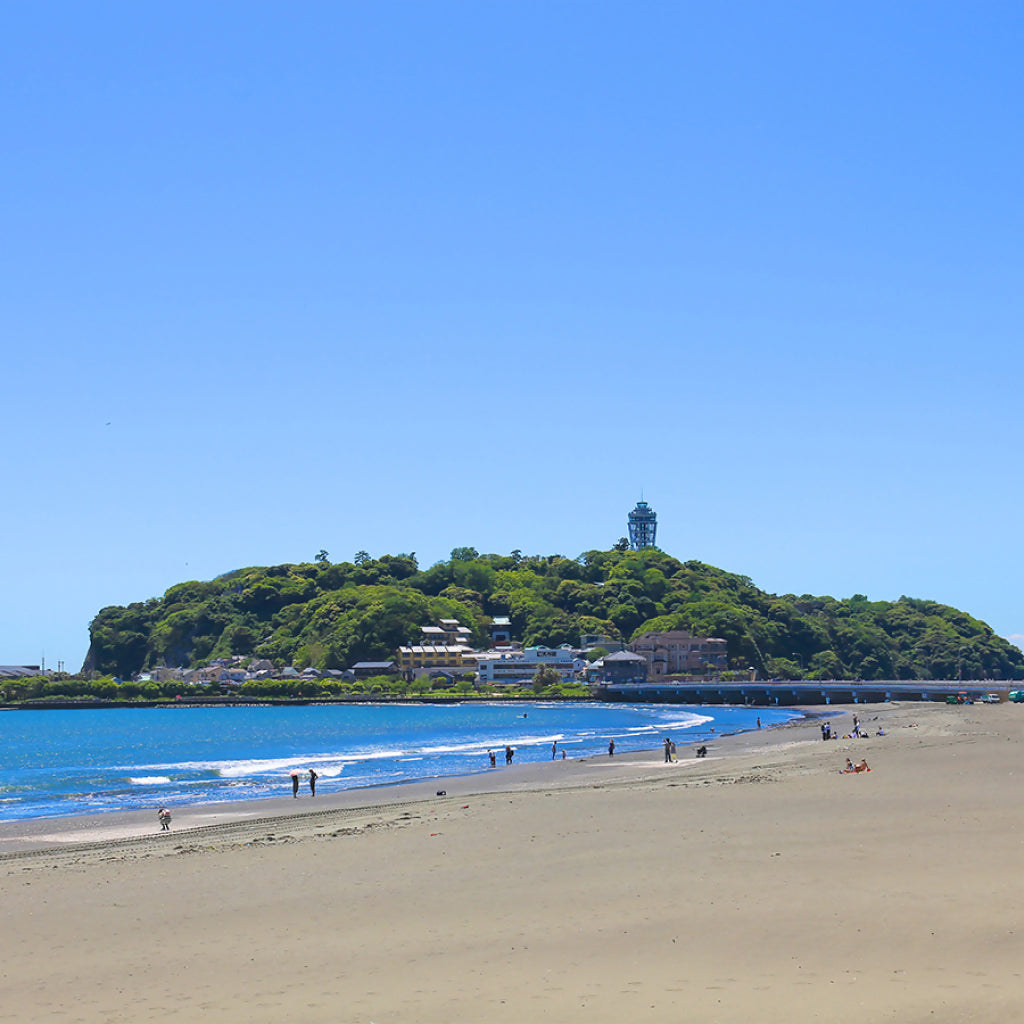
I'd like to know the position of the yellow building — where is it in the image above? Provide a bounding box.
[397,645,468,670]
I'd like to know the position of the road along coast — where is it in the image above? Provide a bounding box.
[3,701,1022,1023]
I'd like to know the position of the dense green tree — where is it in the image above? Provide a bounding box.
[81,547,1024,681]
[532,664,562,694]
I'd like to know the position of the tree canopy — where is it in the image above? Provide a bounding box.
[83,548,1024,681]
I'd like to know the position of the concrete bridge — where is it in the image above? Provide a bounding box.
[593,679,1011,706]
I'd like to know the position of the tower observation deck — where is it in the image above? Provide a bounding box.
[628,500,657,550]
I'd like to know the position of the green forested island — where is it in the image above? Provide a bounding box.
[83,547,1024,681]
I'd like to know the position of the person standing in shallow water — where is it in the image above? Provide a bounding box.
[608,739,615,756]
[291,771,300,798]
[309,769,318,797]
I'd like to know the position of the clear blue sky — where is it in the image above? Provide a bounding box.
[4,2,1023,671]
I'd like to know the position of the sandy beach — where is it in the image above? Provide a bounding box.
[3,701,1022,1023]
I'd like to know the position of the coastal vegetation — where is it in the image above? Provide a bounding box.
[0,673,588,704]
[77,547,1024,682]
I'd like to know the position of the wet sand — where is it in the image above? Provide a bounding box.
[3,701,1022,1022]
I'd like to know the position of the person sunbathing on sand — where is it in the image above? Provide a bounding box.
[854,759,870,772]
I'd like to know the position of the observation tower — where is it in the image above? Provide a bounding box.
[628,500,657,550]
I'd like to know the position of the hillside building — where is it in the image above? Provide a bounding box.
[596,650,648,684]
[476,645,585,686]
[628,630,728,678]
[396,645,470,671]
[490,616,512,645]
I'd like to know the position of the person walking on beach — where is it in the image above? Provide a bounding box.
[552,741,557,760]
[158,807,171,831]
[290,770,300,797]
[757,717,761,729]
[488,749,496,768]
[505,745,514,765]
[664,737,672,763]
[309,769,318,797]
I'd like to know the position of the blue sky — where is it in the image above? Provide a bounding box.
[3,2,1023,670]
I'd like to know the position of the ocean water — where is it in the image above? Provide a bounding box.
[0,701,797,821]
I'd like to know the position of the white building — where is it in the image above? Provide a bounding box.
[476,645,585,685]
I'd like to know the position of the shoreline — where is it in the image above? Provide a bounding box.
[0,704,841,856]
[5,699,1021,1022]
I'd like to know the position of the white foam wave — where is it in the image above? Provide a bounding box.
[623,719,710,734]
[216,757,310,778]
[664,715,714,730]
[416,737,556,756]
[129,776,171,785]
[211,754,365,779]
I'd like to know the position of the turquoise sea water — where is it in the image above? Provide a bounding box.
[0,702,797,821]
